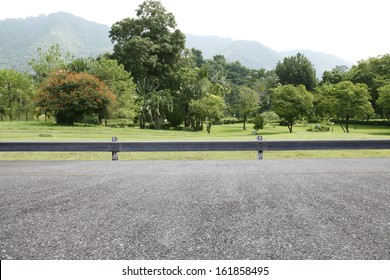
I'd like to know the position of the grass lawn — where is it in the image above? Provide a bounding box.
[1,121,389,160]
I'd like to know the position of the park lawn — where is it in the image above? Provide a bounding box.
[0,121,389,160]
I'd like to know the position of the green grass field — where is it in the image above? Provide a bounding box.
[1,121,389,160]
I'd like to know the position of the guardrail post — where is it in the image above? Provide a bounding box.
[112,137,119,161]
[257,136,263,160]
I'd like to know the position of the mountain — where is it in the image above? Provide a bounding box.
[0,12,113,72]
[186,34,353,78]
[0,12,353,78]
[186,34,282,70]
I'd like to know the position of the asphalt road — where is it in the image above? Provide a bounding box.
[1,158,389,260]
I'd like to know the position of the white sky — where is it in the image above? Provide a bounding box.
[1,0,389,63]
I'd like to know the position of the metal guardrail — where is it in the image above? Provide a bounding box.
[0,137,390,160]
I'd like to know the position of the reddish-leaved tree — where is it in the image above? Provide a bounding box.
[36,71,116,125]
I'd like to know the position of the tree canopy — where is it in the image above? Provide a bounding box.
[36,71,116,125]
[0,69,34,121]
[315,81,374,132]
[275,52,317,91]
[376,85,390,120]
[270,84,313,133]
[109,0,186,87]
[347,54,390,116]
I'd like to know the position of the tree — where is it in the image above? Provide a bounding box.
[346,54,390,115]
[236,86,260,130]
[87,58,137,121]
[29,44,73,82]
[68,57,138,122]
[270,84,313,133]
[275,52,317,91]
[376,85,390,120]
[0,69,34,121]
[36,71,116,125]
[136,78,173,130]
[321,65,349,84]
[169,63,200,127]
[109,0,185,87]
[145,89,173,130]
[191,48,204,68]
[190,93,226,134]
[315,81,374,133]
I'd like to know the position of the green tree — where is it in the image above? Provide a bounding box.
[376,84,390,120]
[0,69,34,121]
[109,0,185,87]
[315,81,374,132]
[275,52,317,91]
[136,78,173,130]
[169,63,200,127]
[347,54,390,116]
[88,58,137,121]
[176,63,230,131]
[321,65,349,84]
[252,70,280,112]
[190,93,226,134]
[270,84,313,133]
[313,82,333,121]
[68,57,137,122]
[236,86,260,130]
[29,44,73,82]
[145,89,173,130]
[136,78,158,129]
[191,48,204,68]
[36,71,116,125]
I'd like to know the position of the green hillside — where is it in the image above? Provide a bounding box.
[0,12,113,72]
[185,34,353,78]
[0,12,353,77]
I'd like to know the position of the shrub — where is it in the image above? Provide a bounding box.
[253,115,266,130]
[307,123,330,132]
[222,117,240,124]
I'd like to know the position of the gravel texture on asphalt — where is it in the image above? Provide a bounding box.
[1,158,389,260]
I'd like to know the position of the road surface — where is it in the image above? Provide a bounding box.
[1,158,389,259]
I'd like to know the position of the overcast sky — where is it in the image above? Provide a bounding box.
[1,0,389,62]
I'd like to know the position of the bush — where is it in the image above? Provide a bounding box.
[222,117,240,124]
[82,115,100,125]
[307,123,330,132]
[106,120,133,128]
[166,106,184,127]
[253,115,266,130]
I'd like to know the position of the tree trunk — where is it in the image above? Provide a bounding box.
[184,106,190,127]
[139,113,145,129]
[243,116,246,130]
[345,115,350,133]
[288,121,293,133]
[207,122,211,134]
